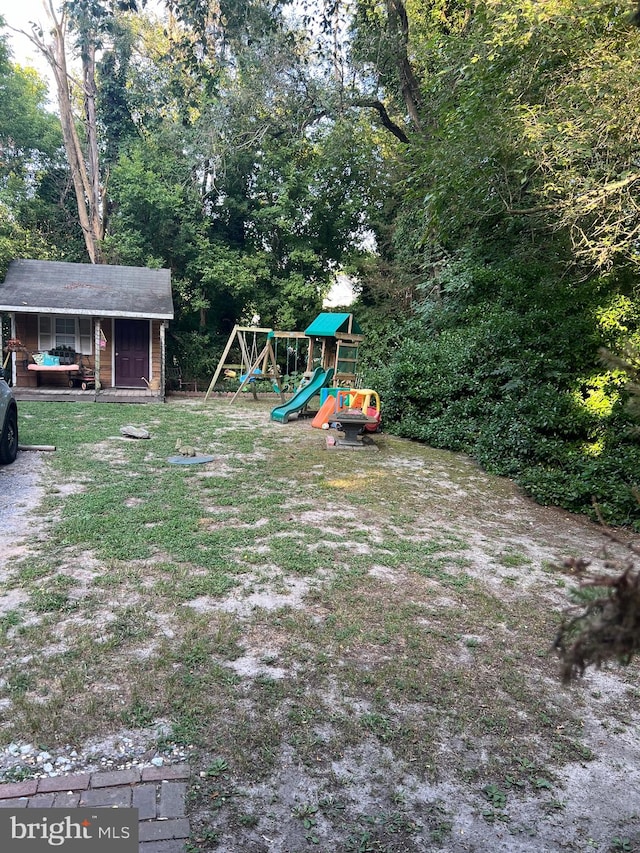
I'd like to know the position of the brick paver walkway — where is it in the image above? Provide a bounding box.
[0,764,190,852]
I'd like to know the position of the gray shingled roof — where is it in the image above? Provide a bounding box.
[0,260,174,319]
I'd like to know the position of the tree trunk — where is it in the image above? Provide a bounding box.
[386,0,422,131]
[82,42,104,260]
[20,1,104,263]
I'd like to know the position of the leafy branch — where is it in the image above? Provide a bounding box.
[555,344,640,682]
[554,516,640,684]
[599,344,640,433]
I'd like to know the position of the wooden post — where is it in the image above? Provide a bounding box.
[204,325,239,402]
[306,337,316,373]
[94,318,102,391]
[10,313,16,386]
[160,321,167,401]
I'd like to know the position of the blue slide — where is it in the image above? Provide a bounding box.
[270,367,335,423]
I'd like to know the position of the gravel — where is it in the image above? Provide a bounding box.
[0,733,193,780]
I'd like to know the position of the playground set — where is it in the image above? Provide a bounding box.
[204,313,381,448]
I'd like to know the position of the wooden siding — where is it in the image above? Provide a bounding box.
[9,314,165,395]
[151,320,162,384]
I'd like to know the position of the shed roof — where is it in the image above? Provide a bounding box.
[0,260,174,320]
[304,312,362,337]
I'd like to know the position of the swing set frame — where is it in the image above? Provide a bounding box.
[204,325,307,403]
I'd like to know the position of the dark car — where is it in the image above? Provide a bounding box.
[0,376,18,464]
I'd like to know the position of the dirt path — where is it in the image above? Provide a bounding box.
[0,451,46,572]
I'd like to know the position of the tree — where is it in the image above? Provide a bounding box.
[103,2,386,337]
[0,27,68,274]
[10,1,98,262]
[6,1,143,263]
[298,0,424,144]
[349,1,640,528]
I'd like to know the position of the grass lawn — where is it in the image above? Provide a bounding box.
[2,397,639,852]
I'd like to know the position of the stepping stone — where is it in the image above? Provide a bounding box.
[120,425,150,439]
[167,455,215,465]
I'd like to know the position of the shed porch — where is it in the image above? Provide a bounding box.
[11,387,163,404]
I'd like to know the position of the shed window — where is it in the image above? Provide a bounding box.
[38,316,93,354]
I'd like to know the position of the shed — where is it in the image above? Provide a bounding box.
[303,312,364,385]
[0,259,174,400]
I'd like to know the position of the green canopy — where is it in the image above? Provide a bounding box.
[304,313,362,337]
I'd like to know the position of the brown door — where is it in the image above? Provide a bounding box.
[114,319,149,388]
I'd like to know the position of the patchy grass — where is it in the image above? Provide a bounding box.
[3,398,640,850]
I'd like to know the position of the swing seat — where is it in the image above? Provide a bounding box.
[239,368,267,384]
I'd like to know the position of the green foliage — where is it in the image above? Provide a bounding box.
[398,0,640,269]
[0,32,71,269]
[367,249,640,529]
[166,328,219,387]
[352,2,640,530]
[0,209,59,280]
[98,8,383,361]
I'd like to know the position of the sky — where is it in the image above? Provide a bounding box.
[2,0,55,84]
[2,0,167,90]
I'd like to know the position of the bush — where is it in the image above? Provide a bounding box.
[360,258,640,530]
